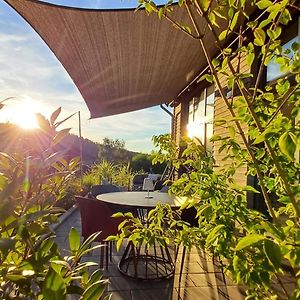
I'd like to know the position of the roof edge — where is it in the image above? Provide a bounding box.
[5,0,176,13]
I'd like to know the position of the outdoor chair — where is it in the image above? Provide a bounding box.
[154,180,170,193]
[76,196,124,269]
[90,184,120,198]
[153,180,164,191]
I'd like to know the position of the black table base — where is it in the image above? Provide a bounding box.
[118,241,175,280]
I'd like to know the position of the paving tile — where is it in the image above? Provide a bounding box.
[176,286,220,300]
[271,283,296,299]
[104,264,124,277]
[172,274,196,288]
[131,288,180,300]
[107,276,138,291]
[174,253,221,274]
[216,285,246,300]
[55,209,251,300]
[188,273,221,287]
[215,273,237,286]
[103,291,132,300]
[197,258,223,273]
[174,261,205,275]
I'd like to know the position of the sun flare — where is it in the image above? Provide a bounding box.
[14,110,39,129]
[0,96,45,130]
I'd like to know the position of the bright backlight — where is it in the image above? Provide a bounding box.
[0,96,45,129]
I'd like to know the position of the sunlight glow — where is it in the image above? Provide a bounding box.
[187,120,205,141]
[0,96,45,129]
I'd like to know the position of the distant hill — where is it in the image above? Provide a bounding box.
[0,123,138,166]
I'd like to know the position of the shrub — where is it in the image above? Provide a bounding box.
[82,160,136,191]
[0,105,107,299]
[112,164,134,190]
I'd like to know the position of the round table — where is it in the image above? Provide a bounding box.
[96,191,184,208]
[96,191,184,280]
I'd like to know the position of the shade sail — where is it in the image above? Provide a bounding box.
[5,0,221,118]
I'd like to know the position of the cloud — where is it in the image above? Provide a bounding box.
[0,32,27,42]
[0,1,171,153]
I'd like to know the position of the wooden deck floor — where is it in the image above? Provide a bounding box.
[54,208,247,300]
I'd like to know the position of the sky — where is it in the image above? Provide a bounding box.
[0,0,171,153]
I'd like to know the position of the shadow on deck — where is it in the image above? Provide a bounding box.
[54,208,288,300]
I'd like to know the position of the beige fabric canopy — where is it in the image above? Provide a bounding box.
[5,0,221,118]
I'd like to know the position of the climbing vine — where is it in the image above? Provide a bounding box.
[115,1,300,299]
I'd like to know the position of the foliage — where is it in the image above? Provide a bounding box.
[98,137,133,164]
[123,1,300,299]
[112,164,134,190]
[0,122,100,166]
[0,106,107,299]
[131,152,167,173]
[131,153,152,172]
[56,177,85,210]
[108,205,175,251]
[82,160,135,191]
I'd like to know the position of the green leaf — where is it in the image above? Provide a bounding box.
[69,227,80,253]
[259,19,271,29]
[50,107,62,125]
[205,224,225,247]
[267,27,282,40]
[81,280,107,300]
[158,8,164,19]
[197,73,214,83]
[279,9,291,25]
[219,29,228,41]
[247,52,255,67]
[291,42,299,52]
[36,113,51,132]
[247,21,258,28]
[199,0,212,12]
[144,3,154,14]
[279,132,296,161]
[112,212,124,218]
[42,269,66,300]
[116,237,123,251]
[52,128,71,146]
[236,234,266,251]
[230,12,239,31]
[256,0,272,9]
[242,186,260,194]
[212,58,220,67]
[276,79,290,96]
[254,28,266,46]
[105,235,117,242]
[263,93,274,101]
[264,240,282,269]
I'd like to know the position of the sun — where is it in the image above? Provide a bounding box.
[0,96,44,130]
[13,110,39,130]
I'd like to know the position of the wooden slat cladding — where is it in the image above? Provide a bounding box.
[173,102,189,145]
[173,53,251,186]
[213,56,250,187]
[173,55,250,187]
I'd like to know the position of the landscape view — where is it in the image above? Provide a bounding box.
[0,0,299,300]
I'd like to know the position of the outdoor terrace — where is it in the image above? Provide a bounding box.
[55,208,247,300]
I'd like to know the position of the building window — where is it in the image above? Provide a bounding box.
[266,36,299,82]
[187,85,215,152]
[266,19,299,82]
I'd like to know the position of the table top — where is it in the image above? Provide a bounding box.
[96,191,184,208]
